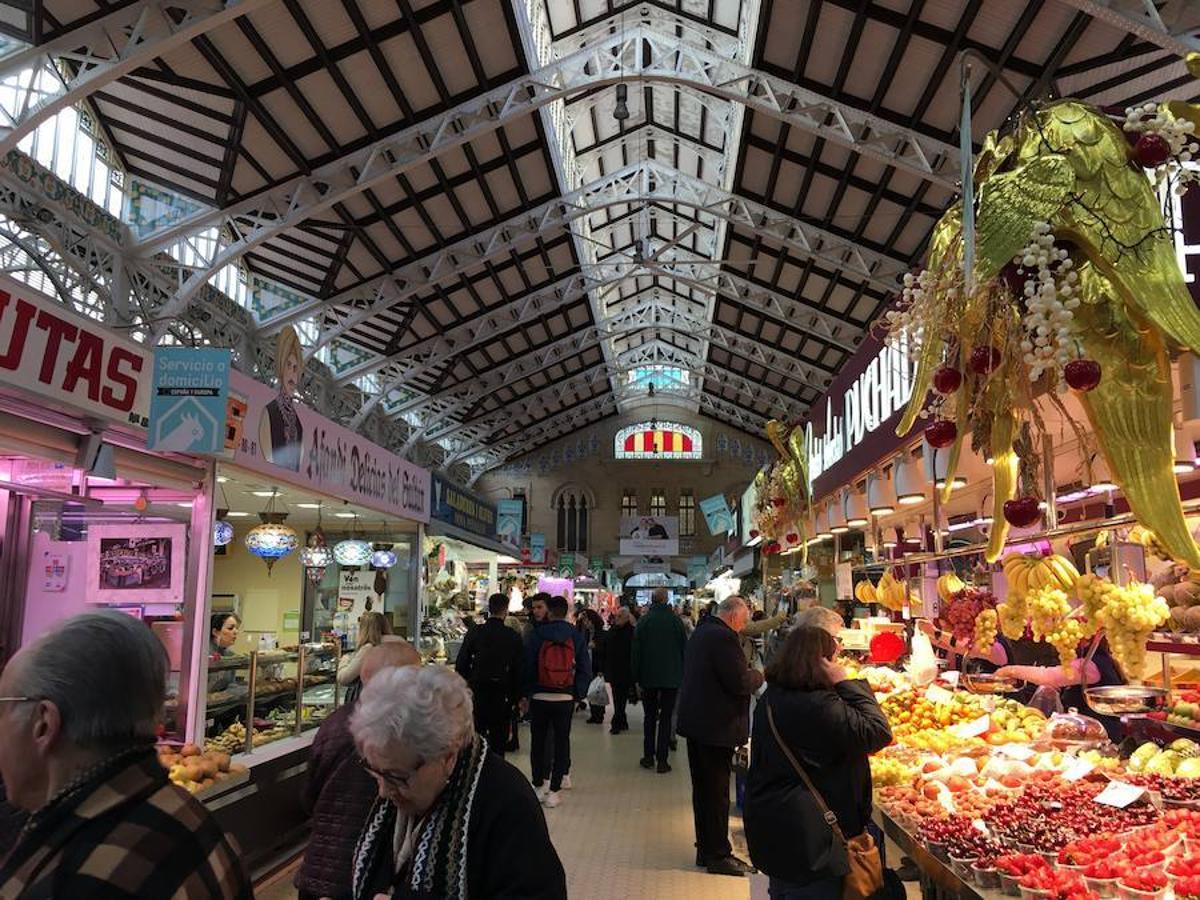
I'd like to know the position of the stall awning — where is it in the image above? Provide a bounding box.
[425,519,516,557]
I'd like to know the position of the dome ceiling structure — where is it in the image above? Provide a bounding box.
[2,0,1198,482]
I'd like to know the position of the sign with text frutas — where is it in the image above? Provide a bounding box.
[0,274,151,428]
[148,347,231,454]
[431,474,496,539]
[227,370,431,523]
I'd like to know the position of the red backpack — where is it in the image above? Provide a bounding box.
[537,637,576,691]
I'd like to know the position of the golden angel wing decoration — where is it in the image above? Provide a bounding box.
[973,155,1076,283]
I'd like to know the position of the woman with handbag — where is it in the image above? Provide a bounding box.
[744,626,893,900]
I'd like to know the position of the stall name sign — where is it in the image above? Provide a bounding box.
[807,331,914,489]
[0,275,150,427]
[431,474,497,539]
[228,370,431,523]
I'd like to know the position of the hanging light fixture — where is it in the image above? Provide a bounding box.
[866,469,896,516]
[816,502,833,540]
[829,492,849,534]
[244,490,298,575]
[1175,427,1197,475]
[894,452,927,506]
[334,513,372,566]
[213,484,234,548]
[371,543,399,569]
[300,504,333,584]
[613,82,630,121]
[845,487,870,528]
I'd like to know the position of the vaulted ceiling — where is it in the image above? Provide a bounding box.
[15,0,1200,478]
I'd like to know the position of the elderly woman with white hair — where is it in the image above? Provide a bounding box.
[350,665,566,899]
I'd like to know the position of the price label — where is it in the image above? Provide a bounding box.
[972,819,990,836]
[997,745,1035,761]
[925,684,955,705]
[1094,780,1147,809]
[950,715,990,739]
[1062,758,1095,782]
[941,671,961,687]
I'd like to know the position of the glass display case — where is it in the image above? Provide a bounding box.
[203,642,341,755]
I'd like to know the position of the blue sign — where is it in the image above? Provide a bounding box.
[699,493,735,536]
[431,475,496,539]
[530,532,545,564]
[147,348,231,454]
[496,499,523,545]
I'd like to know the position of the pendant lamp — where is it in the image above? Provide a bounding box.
[334,514,372,566]
[845,487,870,528]
[300,505,333,584]
[244,491,298,575]
[213,508,234,548]
[866,469,896,516]
[894,452,927,506]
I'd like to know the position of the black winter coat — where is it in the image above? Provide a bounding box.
[744,680,892,885]
[676,615,764,748]
[605,622,634,685]
[295,704,378,899]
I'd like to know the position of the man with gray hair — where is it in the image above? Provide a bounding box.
[676,595,765,877]
[0,610,250,898]
[793,604,845,636]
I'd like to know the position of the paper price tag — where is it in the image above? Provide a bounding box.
[1062,758,1095,782]
[941,671,961,687]
[950,715,990,739]
[1094,780,1147,809]
[925,684,955,705]
[972,819,990,836]
[997,745,1035,761]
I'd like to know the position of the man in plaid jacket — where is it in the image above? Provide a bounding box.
[0,611,251,898]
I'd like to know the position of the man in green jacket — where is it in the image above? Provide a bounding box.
[632,588,688,773]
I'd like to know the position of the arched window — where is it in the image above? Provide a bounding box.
[614,422,702,460]
[552,484,594,553]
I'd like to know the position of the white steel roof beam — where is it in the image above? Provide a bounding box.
[1051,0,1200,55]
[136,26,958,334]
[0,0,275,156]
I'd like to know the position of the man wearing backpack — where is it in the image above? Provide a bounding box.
[456,592,524,758]
[521,594,591,808]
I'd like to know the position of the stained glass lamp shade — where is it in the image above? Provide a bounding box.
[245,512,298,574]
[213,519,234,547]
[334,539,372,567]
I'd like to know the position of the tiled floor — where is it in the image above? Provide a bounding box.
[257,703,766,899]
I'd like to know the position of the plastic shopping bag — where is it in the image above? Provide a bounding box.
[586,675,609,707]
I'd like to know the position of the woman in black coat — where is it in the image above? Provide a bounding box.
[744,626,892,899]
[604,606,635,734]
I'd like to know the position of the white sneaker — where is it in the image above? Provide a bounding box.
[542,790,562,808]
[560,775,572,790]
[534,784,549,802]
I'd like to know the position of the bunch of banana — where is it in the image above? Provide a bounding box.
[1002,552,1080,600]
[1130,524,1173,562]
[854,580,877,604]
[875,572,908,611]
[936,572,966,603]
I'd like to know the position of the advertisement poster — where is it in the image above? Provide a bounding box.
[687,555,708,586]
[337,569,376,621]
[40,550,67,592]
[529,532,545,564]
[147,347,231,454]
[619,516,679,556]
[496,499,523,545]
[699,493,735,536]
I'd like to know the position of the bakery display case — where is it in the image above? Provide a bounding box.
[203,642,341,756]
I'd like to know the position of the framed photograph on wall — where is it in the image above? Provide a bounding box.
[86,523,187,605]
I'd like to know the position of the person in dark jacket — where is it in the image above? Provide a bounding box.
[632,587,688,773]
[676,595,765,877]
[578,608,607,724]
[521,594,591,808]
[744,626,892,899]
[456,592,524,757]
[605,606,635,733]
[351,665,566,899]
[296,641,421,900]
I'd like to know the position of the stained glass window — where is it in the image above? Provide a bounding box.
[614,422,702,460]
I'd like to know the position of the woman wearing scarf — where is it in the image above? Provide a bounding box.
[350,665,566,899]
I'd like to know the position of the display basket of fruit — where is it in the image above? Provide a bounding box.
[1085,684,1169,717]
[997,854,1051,897]
[962,670,1027,695]
[1116,870,1169,900]
[974,859,1003,891]
[1041,709,1111,750]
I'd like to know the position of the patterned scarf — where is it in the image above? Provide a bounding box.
[352,736,489,900]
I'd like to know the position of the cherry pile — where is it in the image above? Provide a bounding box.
[1125,774,1200,804]
[981,781,1159,851]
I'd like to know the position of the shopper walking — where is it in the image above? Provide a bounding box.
[632,587,687,773]
[605,606,635,734]
[0,611,251,898]
[676,595,764,877]
[456,592,524,757]
[351,665,566,899]
[296,641,421,900]
[522,594,591,809]
[744,626,892,898]
[578,609,607,724]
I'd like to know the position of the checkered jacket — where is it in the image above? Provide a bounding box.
[0,747,251,899]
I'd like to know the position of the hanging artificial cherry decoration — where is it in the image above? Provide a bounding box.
[772,496,787,509]
[749,529,760,539]
[932,366,963,394]
[969,345,1002,375]
[1002,497,1041,528]
[1063,358,1102,392]
[786,532,799,545]
[925,419,958,449]
[1134,133,1172,169]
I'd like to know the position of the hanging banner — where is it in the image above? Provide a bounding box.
[430,474,496,539]
[0,273,151,428]
[529,532,546,564]
[558,553,576,578]
[619,516,679,556]
[687,555,708,586]
[147,347,231,454]
[699,493,735,536]
[496,499,524,545]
